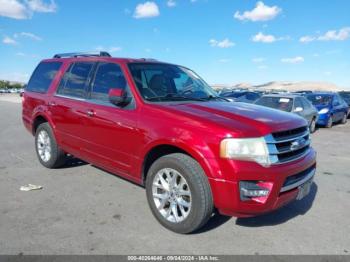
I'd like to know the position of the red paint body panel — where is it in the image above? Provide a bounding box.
[22,57,316,217]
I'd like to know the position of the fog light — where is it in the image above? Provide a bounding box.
[239,181,272,203]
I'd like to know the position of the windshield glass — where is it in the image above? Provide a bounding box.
[306,94,332,106]
[255,96,293,112]
[128,63,218,102]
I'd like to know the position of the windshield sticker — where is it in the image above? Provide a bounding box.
[279,98,290,103]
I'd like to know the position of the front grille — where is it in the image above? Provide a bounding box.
[265,126,311,164]
[272,126,308,141]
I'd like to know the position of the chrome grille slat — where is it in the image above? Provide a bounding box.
[265,126,311,165]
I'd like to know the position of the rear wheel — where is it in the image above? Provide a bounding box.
[35,123,66,168]
[309,118,316,133]
[341,113,347,124]
[145,153,213,234]
[326,116,333,128]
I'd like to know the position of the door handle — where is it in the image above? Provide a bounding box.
[48,101,56,107]
[87,110,96,117]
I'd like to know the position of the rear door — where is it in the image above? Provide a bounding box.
[332,95,342,121]
[82,62,141,178]
[50,62,96,157]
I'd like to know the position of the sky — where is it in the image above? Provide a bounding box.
[0,0,350,87]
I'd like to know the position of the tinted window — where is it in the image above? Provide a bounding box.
[306,94,332,106]
[255,96,293,112]
[339,92,350,104]
[333,95,340,106]
[294,98,303,109]
[301,97,311,109]
[26,62,62,93]
[57,62,94,98]
[91,63,126,101]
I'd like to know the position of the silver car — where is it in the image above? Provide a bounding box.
[255,94,319,133]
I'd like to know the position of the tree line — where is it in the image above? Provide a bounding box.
[0,80,25,89]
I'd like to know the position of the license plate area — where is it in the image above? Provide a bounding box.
[296,178,313,200]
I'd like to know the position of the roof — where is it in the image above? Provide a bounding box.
[43,52,167,64]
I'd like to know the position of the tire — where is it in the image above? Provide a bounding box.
[35,122,66,168]
[326,116,333,128]
[341,113,347,124]
[309,118,316,133]
[145,153,213,234]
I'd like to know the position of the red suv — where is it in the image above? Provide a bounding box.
[22,52,316,233]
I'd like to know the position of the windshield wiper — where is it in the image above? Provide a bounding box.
[205,95,230,102]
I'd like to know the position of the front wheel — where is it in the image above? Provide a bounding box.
[146,153,213,234]
[35,122,66,168]
[341,113,347,124]
[309,118,316,133]
[326,116,333,128]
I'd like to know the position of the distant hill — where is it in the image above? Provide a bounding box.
[212,81,349,92]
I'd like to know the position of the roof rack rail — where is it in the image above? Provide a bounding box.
[53,51,111,58]
[140,58,158,61]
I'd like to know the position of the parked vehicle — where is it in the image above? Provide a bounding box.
[255,94,319,133]
[22,52,316,233]
[306,92,349,128]
[339,91,350,118]
[220,90,262,103]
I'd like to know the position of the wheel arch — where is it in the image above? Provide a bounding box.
[140,141,214,186]
[32,112,55,135]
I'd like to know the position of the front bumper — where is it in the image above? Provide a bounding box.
[316,113,330,126]
[207,148,316,217]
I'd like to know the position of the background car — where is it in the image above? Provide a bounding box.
[339,91,350,118]
[306,92,349,128]
[220,90,262,103]
[255,94,318,133]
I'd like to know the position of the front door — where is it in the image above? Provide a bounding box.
[82,62,141,178]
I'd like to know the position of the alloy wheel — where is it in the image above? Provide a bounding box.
[152,168,192,223]
[37,130,51,162]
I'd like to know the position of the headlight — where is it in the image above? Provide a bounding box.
[319,108,329,114]
[220,137,270,167]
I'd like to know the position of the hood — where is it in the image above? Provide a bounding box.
[156,102,307,137]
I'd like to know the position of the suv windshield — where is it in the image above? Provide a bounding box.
[128,63,218,102]
[306,94,332,106]
[255,96,293,112]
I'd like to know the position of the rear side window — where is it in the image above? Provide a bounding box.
[90,63,127,101]
[26,62,62,93]
[301,97,311,109]
[294,98,303,109]
[57,62,94,98]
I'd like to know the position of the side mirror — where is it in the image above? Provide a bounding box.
[108,88,131,107]
[294,107,303,112]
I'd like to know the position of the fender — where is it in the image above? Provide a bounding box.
[137,138,220,183]
[32,106,56,135]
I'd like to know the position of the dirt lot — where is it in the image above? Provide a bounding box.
[0,94,349,255]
